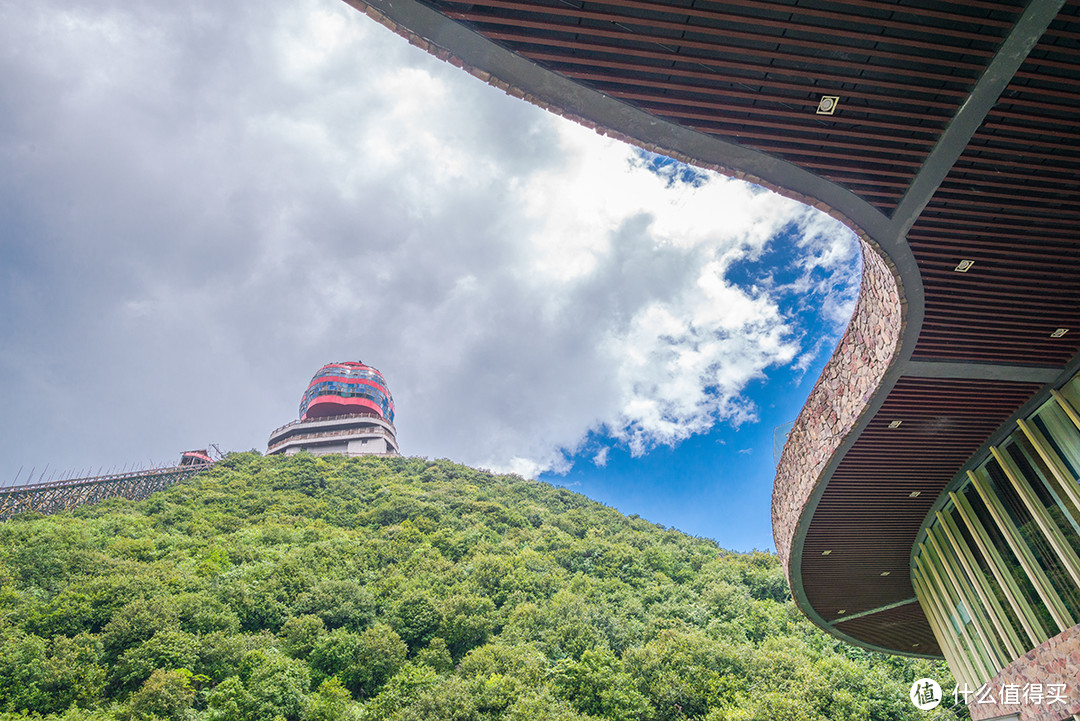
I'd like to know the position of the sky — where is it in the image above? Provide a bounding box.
[0,0,861,551]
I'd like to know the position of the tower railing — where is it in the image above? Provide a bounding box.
[266,425,398,454]
[268,412,396,438]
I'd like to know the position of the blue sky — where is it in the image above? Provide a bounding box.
[541,222,856,550]
[0,0,860,552]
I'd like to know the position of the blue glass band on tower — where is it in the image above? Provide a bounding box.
[299,361,395,422]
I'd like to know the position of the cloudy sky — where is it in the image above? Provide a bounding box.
[0,0,860,550]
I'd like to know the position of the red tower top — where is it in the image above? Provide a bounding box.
[299,361,395,422]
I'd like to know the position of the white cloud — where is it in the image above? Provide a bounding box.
[0,0,859,482]
[593,447,610,468]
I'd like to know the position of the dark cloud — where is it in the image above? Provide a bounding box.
[0,0,858,483]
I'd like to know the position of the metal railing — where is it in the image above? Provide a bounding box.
[0,463,213,522]
[267,426,398,454]
[268,412,395,438]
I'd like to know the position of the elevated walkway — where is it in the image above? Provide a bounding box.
[0,457,214,522]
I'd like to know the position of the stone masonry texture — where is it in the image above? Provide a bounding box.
[771,242,902,571]
[970,623,1080,721]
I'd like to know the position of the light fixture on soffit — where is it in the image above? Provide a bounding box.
[816,95,840,115]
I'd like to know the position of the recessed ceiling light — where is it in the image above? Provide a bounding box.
[837,609,846,615]
[816,95,839,115]
[822,550,832,555]
[888,420,903,429]
[880,571,891,576]
[909,491,921,498]
[912,643,920,648]
[1051,328,1069,338]
[955,259,975,272]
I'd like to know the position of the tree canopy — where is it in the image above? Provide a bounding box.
[0,453,964,720]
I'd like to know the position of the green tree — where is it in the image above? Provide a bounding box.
[553,649,650,721]
[310,624,407,699]
[394,593,442,650]
[125,668,196,721]
[281,614,328,659]
[206,675,253,721]
[294,580,374,631]
[111,629,200,695]
[304,676,356,721]
[0,631,106,714]
[0,454,962,721]
[440,595,495,658]
[242,648,311,721]
[415,638,454,673]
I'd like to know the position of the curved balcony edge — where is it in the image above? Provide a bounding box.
[772,243,904,568]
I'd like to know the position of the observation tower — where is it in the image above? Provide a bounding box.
[267,361,399,457]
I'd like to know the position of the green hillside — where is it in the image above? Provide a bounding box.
[0,453,962,720]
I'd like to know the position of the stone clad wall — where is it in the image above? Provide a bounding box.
[771,242,903,569]
[969,624,1080,721]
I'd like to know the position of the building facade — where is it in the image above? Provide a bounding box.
[267,361,399,457]
[908,372,1080,719]
[339,0,1080,717]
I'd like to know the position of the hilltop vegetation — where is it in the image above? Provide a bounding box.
[0,453,962,720]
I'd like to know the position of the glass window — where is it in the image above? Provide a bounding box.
[963,483,1054,637]
[988,453,1080,621]
[949,504,1028,649]
[1033,402,1080,480]
[1010,437,1080,559]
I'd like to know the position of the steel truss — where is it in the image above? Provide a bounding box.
[0,464,213,522]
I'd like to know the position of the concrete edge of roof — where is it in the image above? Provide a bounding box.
[336,0,930,654]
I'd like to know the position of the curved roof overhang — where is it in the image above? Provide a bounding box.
[341,0,1080,656]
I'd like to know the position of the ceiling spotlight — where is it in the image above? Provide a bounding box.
[880,571,891,576]
[912,643,921,648]
[1051,328,1069,338]
[888,420,903,429]
[837,609,846,615]
[909,491,921,498]
[822,550,832,555]
[955,259,975,272]
[816,95,840,115]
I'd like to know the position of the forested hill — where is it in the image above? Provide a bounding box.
[0,453,961,721]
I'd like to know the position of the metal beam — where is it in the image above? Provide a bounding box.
[830,597,919,625]
[890,0,1070,234]
[968,468,1073,631]
[905,361,1062,384]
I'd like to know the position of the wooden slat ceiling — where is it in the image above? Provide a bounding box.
[395,0,1080,655]
[801,377,1043,649]
[799,4,1080,653]
[910,29,1080,365]
[426,0,1025,211]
